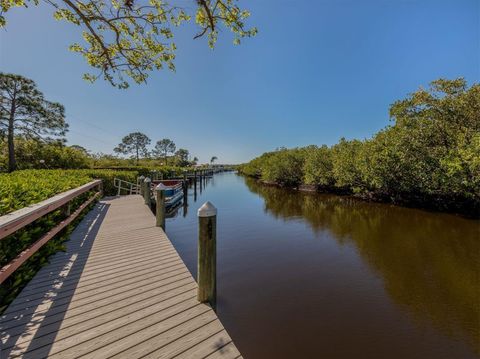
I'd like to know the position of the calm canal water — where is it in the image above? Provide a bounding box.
[166,172,479,359]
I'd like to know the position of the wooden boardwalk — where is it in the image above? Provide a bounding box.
[0,195,241,359]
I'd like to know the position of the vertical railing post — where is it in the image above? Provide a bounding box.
[155,184,166,230]
[62,201,71,217]
[144,177,151,206]
[197,201,217,308]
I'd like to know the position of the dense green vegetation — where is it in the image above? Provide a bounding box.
[0,138,90,171]
[0,136,202,174]
[240,79,480,215]
[0,169,142,215]
[0,170,90,215]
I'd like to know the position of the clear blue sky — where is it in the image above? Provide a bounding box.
[1,0,478,164]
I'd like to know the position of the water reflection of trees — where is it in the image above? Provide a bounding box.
[245,177,480,353]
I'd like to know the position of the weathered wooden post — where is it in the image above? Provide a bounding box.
[183,171,188,204]
[62,202,71,217]
[143,177,151,206]
[155,184,166,230]
[138,176,145,197]
[183,171,187,187]
[197,201,217,307]
[194,180,197,201]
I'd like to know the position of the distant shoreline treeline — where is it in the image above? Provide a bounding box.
[239,78,479,217]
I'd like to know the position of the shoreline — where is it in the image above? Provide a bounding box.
[242,174,479,219]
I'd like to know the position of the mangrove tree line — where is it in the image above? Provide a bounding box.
[240,78,479,215]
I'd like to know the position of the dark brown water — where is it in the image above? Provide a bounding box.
[167,172,480,359]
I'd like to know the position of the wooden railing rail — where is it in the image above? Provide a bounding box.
[114,178,139,195]
[0,180,102,284]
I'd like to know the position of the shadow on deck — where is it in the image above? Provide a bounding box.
[1,202,109,357]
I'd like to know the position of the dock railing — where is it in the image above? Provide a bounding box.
[113,177,140,195]
[0,180,103,284]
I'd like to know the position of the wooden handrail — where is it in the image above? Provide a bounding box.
[0,180,102,240]
[0,180,102,284]
[0,191,101,284]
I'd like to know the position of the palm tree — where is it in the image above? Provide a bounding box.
[210,156,218,165]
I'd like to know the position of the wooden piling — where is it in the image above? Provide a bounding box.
[183,172,188,204]
[155,184,166,230]
[143,177,151,206]
[197,201,217,307]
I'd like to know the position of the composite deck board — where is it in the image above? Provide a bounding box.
[1,195,240,358]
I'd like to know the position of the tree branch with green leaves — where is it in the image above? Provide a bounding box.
[0,0,257,89]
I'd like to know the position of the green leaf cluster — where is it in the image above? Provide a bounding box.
[0,0,256,88]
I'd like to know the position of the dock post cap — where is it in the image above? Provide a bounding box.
[155,183,168,191]
[198,201,217,217]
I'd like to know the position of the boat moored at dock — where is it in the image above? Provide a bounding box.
[153,180,184,209]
